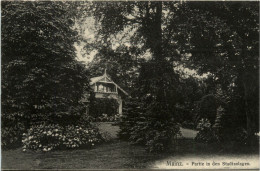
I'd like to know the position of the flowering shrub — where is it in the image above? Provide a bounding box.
[196,118,211,130]
[95,113,121,122]
[63,125,102,149]
[22,124,63,151]
[22,124,103,152]
[195,118,219,143]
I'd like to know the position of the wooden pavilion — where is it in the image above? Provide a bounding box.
[90,70,128,115]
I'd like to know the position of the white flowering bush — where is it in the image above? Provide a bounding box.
[22,124,63,152]
[22,124,103,152]
[63,125,102,149]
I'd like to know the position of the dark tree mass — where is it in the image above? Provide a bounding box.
[1,1,259,152]
[90,1,259,149]
[1,1,93,149]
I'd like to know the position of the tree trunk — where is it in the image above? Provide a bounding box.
[246,111,254,145]
[243,72,257,145]
[153,2,167,103]
[240,39,257,145]
[153,2,163,62]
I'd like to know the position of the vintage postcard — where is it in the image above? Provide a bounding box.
[1,0,259,170]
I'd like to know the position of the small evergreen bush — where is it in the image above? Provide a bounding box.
[133,119,181,152]
[118,98,181,152]
[118,98,144,140]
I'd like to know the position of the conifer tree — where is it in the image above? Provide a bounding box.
[118,97,144,140]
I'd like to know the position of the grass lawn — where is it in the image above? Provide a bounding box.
[94,122,119,139]
[2,141,168,169]
[95,122,198,140]
[2,122,166,170]
[2,122,259,170]
[179,127,198,139]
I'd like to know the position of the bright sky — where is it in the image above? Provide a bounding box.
[73,16,208,79]
[74,17,96,64]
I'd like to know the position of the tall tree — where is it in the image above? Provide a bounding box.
[171,1,259,141]
[91,1,181,107]
[1,1,91,140]
[79,1,258,146]
[90,1,182,152]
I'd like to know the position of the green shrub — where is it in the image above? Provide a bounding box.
[228,127,257,146]
[131,119,181,152]
[182,121,196,130]
[2,122,26,149]
[22,124,103,152]
[195,118,219,143]
[196,115,257,147]
[232,127,248,145]
[1,2,92,150]
[119,98,181,152]
[89,98,119,118]
[196,94,218,125]
[118,98,144,140]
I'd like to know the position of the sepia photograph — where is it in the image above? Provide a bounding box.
[1,0,259,170]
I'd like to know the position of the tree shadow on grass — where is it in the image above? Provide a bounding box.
[168,138,259,156]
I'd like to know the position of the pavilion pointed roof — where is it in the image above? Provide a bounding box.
[90,71,128,96]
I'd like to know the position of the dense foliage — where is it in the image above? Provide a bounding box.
[90,1,183,152]
[174,76,204,127]
[196,94,218,124]
[118,98,144,140]
[89,98,119,118]
[118,98,181,152]
[2,122,26,149]
[195,106,257,146]
[84,1,259,150]
[173,2,259,143]
[195,118,219,144]
[1,1,94,149]
[2,1,258,151]
[131,103,181,152]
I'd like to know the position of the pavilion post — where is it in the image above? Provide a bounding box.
[118,98,122,115]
